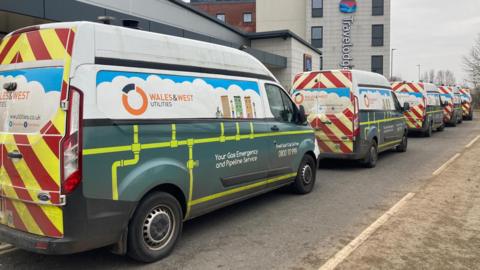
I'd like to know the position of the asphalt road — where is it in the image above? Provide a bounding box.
[1,119,479,270]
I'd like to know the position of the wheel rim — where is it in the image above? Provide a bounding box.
[142,204,175,251]
[301,164,313,185]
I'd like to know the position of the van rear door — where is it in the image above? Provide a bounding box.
[292,71,355,154]
[439,87,454,122]
[0,27,75,238]
[392,83,426,129]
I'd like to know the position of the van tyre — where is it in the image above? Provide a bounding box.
[424,122,432,137]
[396,133,408,153]
[127,192,183,263]
[291,155,316,194]
[362,141,378,168]
[437,124,445,132]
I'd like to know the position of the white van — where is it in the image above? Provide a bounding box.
[0,21,319,262]
[292,70,409,168]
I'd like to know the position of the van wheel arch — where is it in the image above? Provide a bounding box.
[136,184,187,219]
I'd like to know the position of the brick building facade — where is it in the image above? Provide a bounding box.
[190,0,256,32]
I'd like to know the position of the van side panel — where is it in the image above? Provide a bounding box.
[292,71,355,155]
[0,28,76,238]
[81,69,311,220]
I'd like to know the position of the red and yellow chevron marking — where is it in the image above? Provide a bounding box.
[0,110,65,238]
[309,107,355,154]
[463,102,471,116]
[293,70,353,90]
[293,71,354,154]
[438,86,454,122]
[404,104,425,129]
[0,27,74,238]
[391,82,424,93]
[392,82,426,129]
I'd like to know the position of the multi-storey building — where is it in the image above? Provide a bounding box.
[257,0,391,77]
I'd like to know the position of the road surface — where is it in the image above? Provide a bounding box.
[1,119,479,270]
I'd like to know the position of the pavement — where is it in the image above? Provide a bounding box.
[335,131,480,270]
[0,118,479,270]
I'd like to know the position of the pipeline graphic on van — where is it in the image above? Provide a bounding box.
[392,82,426,129]
[0,27,75,238]
[292,70,356,154]
[439,86,454,123]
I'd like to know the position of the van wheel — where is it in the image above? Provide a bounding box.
[291,155,316,194]
[396,134,408,153]
[362,141,378,168]
[127,192,183,263]
[437,124,445,132]
[424,122,432,137]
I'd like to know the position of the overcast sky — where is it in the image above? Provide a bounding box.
[392,0,480,84]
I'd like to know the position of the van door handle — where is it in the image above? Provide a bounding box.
[7,151,22,159]
[271,125,280,132]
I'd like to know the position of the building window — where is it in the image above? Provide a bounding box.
[372,0,384,16]
[243,12,252,23]
[312,0,323,17]
[311,26,323,48]
[216,13,226,22]
[372,24,384,47]
[371,55,384,75]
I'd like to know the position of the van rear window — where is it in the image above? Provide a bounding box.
[0,67,63,134]
[292,88,351,114]
[395,91,424,107]
[359,88,395,111]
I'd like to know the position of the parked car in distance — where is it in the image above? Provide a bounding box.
[459,88,474,120]
[291,70,409,168]
[439,86,460,126]
[0,21,319,263]
[392,82,445,136]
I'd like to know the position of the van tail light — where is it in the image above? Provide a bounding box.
[352,95,360,139]
[61,86,83,194]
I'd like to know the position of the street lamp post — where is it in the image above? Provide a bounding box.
[390,48,397,80]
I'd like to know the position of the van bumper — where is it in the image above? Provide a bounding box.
[0,189,137,255]
[319,148,367,160]
[0,225,82,255]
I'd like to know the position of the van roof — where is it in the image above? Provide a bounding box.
[8,21,276,82]
[295,69,391,89]
[348,70,390,88]
[392,81,438,92]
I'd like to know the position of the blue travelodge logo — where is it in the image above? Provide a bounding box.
[340,0,357,13]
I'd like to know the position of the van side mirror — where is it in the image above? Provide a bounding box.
[296,105,307,125]
[402,102,410,112]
